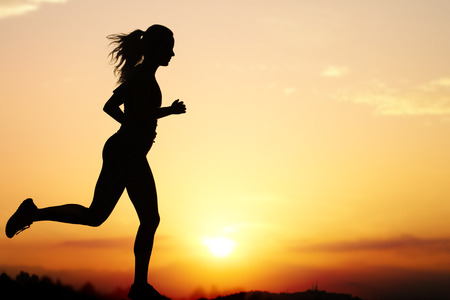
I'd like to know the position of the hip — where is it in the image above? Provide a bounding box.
[102,131,155,160]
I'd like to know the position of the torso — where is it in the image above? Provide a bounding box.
[116,65,161,150]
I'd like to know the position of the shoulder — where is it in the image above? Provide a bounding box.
[113,65,144,94]
[129,64,146,82]
[113,81,128,96]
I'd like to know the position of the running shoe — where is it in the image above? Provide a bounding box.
[5,198,37,238]
[128,283,162,300]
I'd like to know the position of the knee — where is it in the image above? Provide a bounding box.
[140,214,160,232]
[88,219,104,227]
[86,215,107,227]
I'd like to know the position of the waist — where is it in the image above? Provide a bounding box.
[118,121,156,135]
[117,123,156,145]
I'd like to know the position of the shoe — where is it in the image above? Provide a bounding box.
[128,283,162,300]
[5,198,37,238]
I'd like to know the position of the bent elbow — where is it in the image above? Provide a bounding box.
[103,103,110,113]
[103,103,116,116]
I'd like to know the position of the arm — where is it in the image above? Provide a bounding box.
[103,93,125,124]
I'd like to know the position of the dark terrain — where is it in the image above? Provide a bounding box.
[0,271,362,300]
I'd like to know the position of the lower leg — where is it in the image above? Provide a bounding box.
[133,224,156,285]
[34,204,98,226]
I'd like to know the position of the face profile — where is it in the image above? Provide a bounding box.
[154,36,175,67]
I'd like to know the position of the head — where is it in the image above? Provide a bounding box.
[108,24,175,83]
[142,25,175,66]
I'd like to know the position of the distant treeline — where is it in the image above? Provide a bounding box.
[0,271,127,300]
[0,271,363,300]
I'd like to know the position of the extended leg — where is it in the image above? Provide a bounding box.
[34,161,125,227]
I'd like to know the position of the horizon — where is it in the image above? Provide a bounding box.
[0,270,365,300]
[1,1,450,300]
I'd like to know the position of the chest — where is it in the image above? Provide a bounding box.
[134,78,162,108]
[123,78,162,112]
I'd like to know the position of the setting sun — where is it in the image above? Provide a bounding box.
[202,237,236,258]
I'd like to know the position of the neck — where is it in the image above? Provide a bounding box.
[142,60,159,75]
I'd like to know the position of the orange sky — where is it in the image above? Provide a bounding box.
[1,1,450,299]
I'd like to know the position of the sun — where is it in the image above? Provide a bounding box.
[202,236,236,258]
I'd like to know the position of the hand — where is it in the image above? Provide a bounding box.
[171,99,186,114]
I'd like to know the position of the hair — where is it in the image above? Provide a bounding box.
[108,25,173,84]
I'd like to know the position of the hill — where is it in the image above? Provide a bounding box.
[203,290,362,300]
[0,271,362,300]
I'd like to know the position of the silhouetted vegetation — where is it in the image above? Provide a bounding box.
[0,271,363,300]
[0,271,127,300]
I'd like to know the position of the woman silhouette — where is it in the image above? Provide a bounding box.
[5,24,185,299]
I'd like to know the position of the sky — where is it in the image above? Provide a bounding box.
[1,0,450,299]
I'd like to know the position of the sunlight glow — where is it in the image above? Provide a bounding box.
[202,236,236,258]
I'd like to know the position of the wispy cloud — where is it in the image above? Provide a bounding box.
[284,87,296,95]
[0,0,67,20]
[321,65,349,78]
[340,77,450,115]
[58,237,133,249]
[295,235,450,253]
[58,235,172,249]
[418,77,450,92]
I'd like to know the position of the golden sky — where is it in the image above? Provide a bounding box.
[1,1,450,299]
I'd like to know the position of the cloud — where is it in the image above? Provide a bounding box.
[321,65,349,78]
[58,237,133,249]
[57,234,172,250]
[0,0,67,20]
[341,77,450,115]
[284,87,296,95]
[418,77,450,92]
[296,235,450,253]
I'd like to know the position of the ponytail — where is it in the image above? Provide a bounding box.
[108,25,173,84]
[107,29,144,84]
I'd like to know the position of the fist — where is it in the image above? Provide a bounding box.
[171,99,186,114]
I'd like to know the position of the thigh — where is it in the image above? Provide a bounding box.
[126,158,159,223]
[88,154,127,223]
